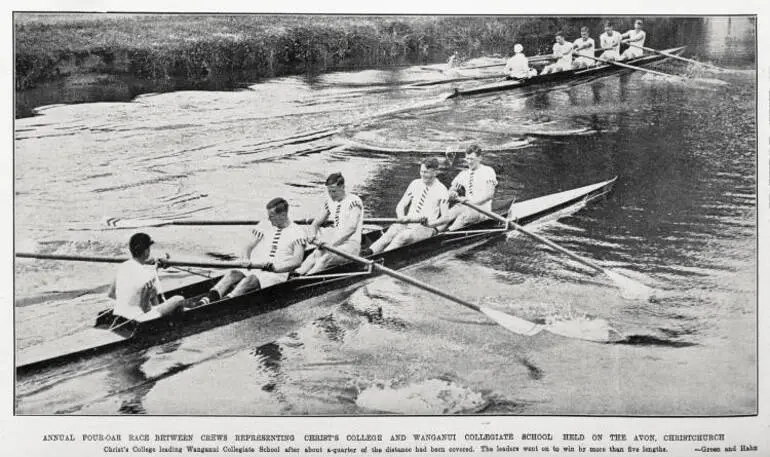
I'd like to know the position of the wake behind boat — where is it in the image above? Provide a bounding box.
[16,177,617,373]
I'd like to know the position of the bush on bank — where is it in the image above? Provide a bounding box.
[15,14,700,90]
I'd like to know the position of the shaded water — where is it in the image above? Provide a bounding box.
[14,20,756,415]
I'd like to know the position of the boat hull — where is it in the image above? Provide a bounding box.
[17,177,617,373]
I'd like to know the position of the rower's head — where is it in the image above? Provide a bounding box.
[514,43,524,55]
[464,144,484,170]
[581,26,590,39]
[634,19,643,30]
[129,232,154,262]
[419,157,440,184]
[266,197,290,228]
[604,21,614,33]
[325,172,347,202]
[555,32,565,44]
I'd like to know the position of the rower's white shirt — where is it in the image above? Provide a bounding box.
[403,179,448,221]
[451,164,498,211]
[573,37,596,58]
[113,258,158,319]
[552,41,574,67]
[624,29,646,48]
[505,53,531,78]
[600,31,622,53]
[324,194,364,242]
[248,222,306,287]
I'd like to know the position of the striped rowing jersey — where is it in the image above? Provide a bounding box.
[450,164,498,211]
[403,179,448,221]
[600,31,622,54]
[573,37,596,59]
[249,222,306,266]
[324,194,364,241]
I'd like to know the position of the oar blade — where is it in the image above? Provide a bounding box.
[545,317,624,343]
[604,270,656,301]
[480,306,544,336]
[103,217,170,229]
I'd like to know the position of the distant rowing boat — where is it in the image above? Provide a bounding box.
[447,46,687,98]
[17,177,617,373]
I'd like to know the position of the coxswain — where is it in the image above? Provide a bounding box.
[619,19,647,60]
[295,172,364,276]
[192,197,306,307]
[599,21,623,61]
[363,157,449,255]
[572,27,597,69]
[504,44,537,79]
[540,32,574,75]
[107,233,184,320]
[426,144,498,232]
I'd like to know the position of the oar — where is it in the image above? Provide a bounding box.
[103,217,401,230]
[625,43,727,72]
[410,74,504,88]
[16,252,265,270]
[460,201,654,301]
[583,53,689,81]
[312,242,543,336]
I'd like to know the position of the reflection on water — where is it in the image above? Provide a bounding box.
[14,22,757,415]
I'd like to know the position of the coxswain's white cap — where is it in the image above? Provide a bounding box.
[514,44,524,53]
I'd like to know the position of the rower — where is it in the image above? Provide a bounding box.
[192,198,306,307]
[619,19,646,60]
[599,21,623,61]
[572,27,597,69]
[540,32,574,75]
[426,144,498,232]
[294,172,364,276]
[447,51,460,69]
[505,44,537,79]
[363,157,449,255]
[107,233,184,320]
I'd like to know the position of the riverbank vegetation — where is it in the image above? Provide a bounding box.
[15,14,701,91]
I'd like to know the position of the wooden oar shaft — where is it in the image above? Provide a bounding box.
[106,217,399,229]
[16,252,258,270]
[460,201,604,273]
[412,74,502,87]
[626,43,721,70]
[314,243,481,313]
[583,54,686,80]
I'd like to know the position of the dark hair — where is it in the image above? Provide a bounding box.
[555,32,564,38]
[129,232,153,258]
[465,144,483,156]
[604,21,613,28]
[421,157,440,170]
[581,26,590,33]
[266,197,289,214]
[325,172,345,186]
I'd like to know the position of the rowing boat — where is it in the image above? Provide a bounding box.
[16,177,617,373]
[447,46,686,98]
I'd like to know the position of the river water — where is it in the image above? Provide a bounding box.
[14,21,757,415]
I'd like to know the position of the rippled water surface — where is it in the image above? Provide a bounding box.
[14,23,757,415]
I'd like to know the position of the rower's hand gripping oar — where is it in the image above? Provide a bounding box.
[310,242,543,336]
[460,201,655,301]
